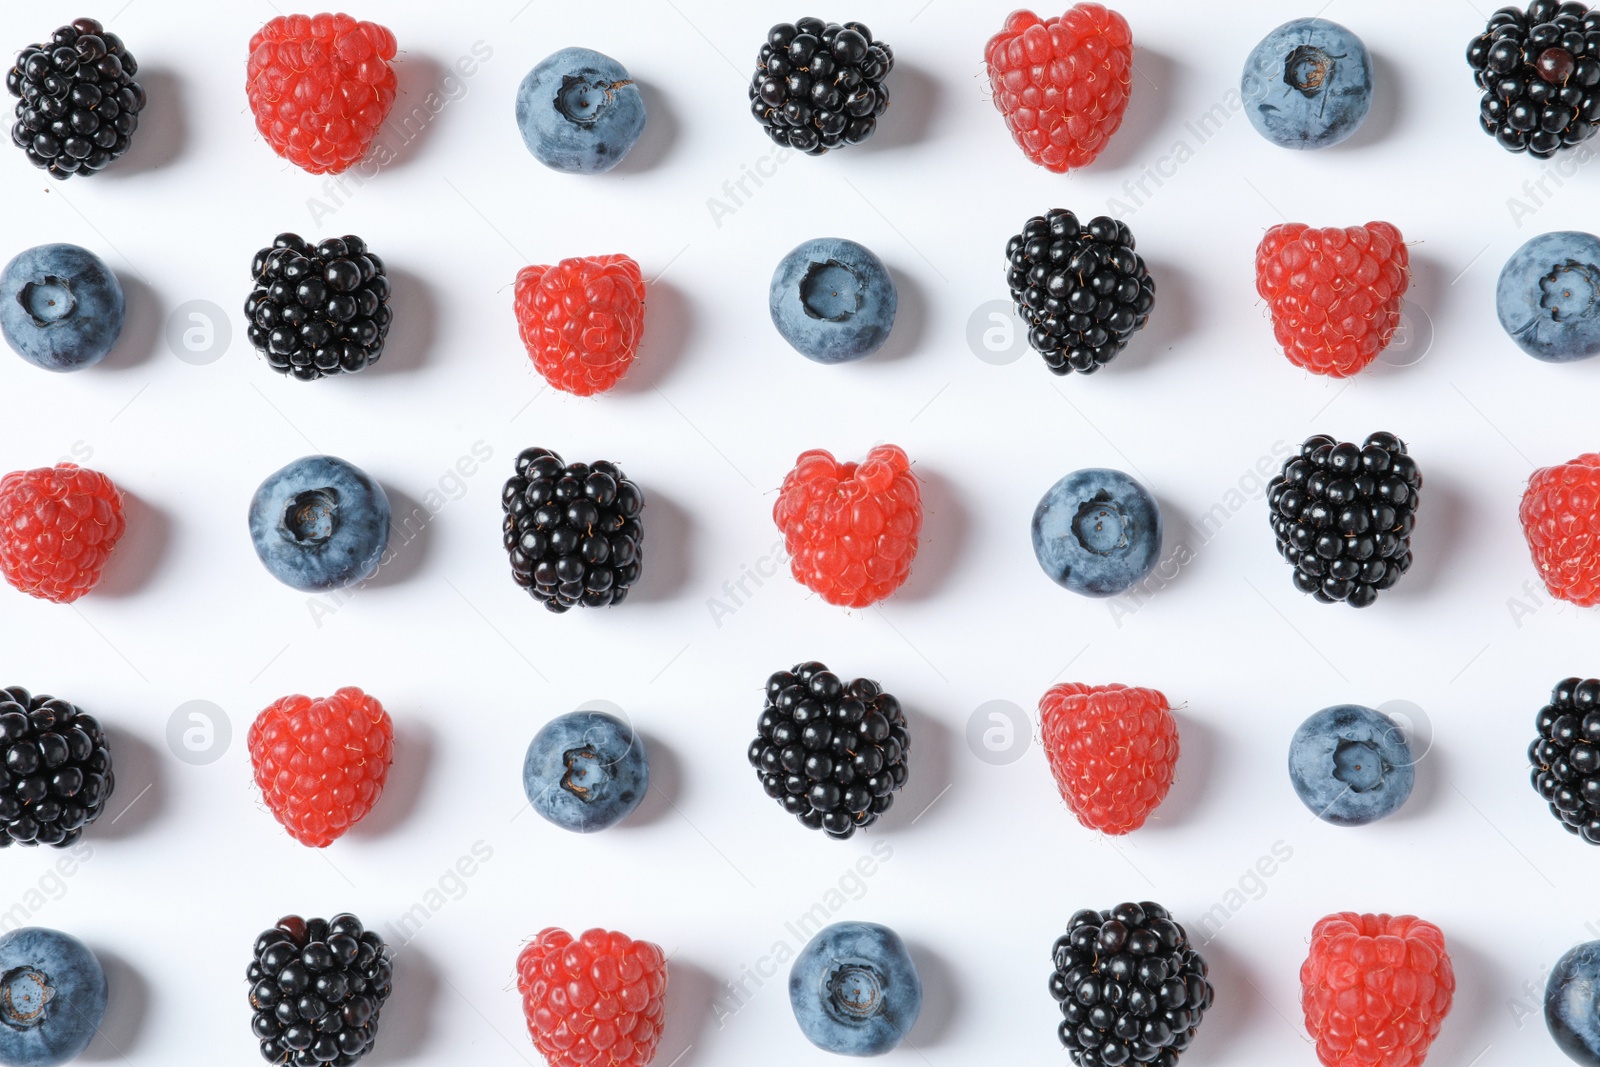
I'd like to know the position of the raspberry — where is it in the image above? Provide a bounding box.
[1255,222,1410,377]
[773,445,921,608]
[516,927,667,1067]
[0,463,125,604]
[1301,913,1455,1067]
[248,687,394,848]
[515,256,645,396]
[1039,683,1178,834]
[984,5,1134,172]
[1521,453,1600,605]
[246,13,398,175]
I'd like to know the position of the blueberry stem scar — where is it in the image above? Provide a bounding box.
[19,277,74,327]
[0,966,51,1029]
[281,487,340,546]
[554,75,634,127]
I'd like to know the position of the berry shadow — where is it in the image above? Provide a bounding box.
[658,956,717,1067]
[606,78,678,175]
[1151,492,1197,591]
[1089,47,1179,173]
[892,467,967,603]
[861,264,926,364]
[629,485,692,602]
[1121,257,1195,375]
[616,277,693,395]
[625,731,679,830]
[81,947,148,1061]
[351,719,433,839]
[93,726,165,840]
[1382,469,1468,603]
[94,490,171,598]
[903,939,959,1047]
[1183,935,1271,1061]
[100,273,161,370]
[368,483,434,588]
[1381,732,1445,826]
[379,54,451,171]
[365,941,440,1065]
[364,267,435,377]
[852,61,941,154]
[875,705,952,834]
[1421,935,1497,1067]
[102,68,188,178]
[1141,710,1214,833]
[1327,52,1400,153]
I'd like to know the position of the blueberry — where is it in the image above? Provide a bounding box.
[516,47,646,174]
[1288,704,1414,826]
[0,927,107,1067]
[248,456,390,592]
[1031,468,1162,597]
[1242,19,1373,149]
[1548,941,1600,1065]
[0,244,123,371]
[521,709,648,833]
[789,921,920,1057]
[769,238,897,364]
[1496,231,1600,363]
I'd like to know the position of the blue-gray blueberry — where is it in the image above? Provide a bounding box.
[522,709,648,833]
[0,244,123,371]
[1288,704,1415,825]
[770,238,897,363]
[1032,468,1162,597]
[248,456,390,592]
[516,48,645,174]
[1242,19,1373,149]
[1497,231,1600,362]
[790,921,920,1057]
[0,927,106,1067]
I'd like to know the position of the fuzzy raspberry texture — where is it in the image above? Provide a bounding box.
[1521,453,1600,606]
[1301,913,1455,1067]
[1039,683,1178,834]
[984,4,1134,172]
[248,687,393,848]
[246,13,398,175]
[517,927,668,1067]
[1256,222,1410,378]
[515,256,646,397]
[773,445,922,608]
[0,464,125,604]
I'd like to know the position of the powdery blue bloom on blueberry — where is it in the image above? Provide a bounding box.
[1242,19,1373,150]
[1496,231,1600,363]
[770,238,897,364]
[1032,468,1162,597]
[0,927,107,1067]
[0,244,123,371]
[516,48,646,174]
[790,921,921,1057]
[1548,940,1600,1066]
[248,455,390,592]
[1288,704,1414,826]
[522,710,648,833]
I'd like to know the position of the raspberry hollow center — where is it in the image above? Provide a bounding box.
[1284,45,1335,98]
[800,260,863,322]
[19,277,75,326]
[826,963,884,1020]
[555,74,631,127]
[0,966,51,1030]
[1073,495,1128,556]
[1332,739,1388,793]
[281,487,340,545]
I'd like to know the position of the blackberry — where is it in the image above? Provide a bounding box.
[245,233,392,381]
[0,686,113,849]
[1006,210,1155,376]
[747,661,909,839]
[1530,677,1600,842]
[1267,432,1420,608]
[6,18,145,179]
[749,18,892,154]
[1467,0,1600,158]
[501,448,643,614]
[1049,903,1213,1067]
[248,914,391,1067]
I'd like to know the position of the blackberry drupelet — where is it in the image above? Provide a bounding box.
[1050,903,1213,1067]
[1006,210,1155,375]
[749,18,892,154]
[6,18,145,179]
[501,448,643,614]
[1530,677,1600,842]
[248,914,391,1067]
[747,661,909,839]
[1267,432,1421,608]
[0,686,113,849]
[245,233,392,381]
[1467,1,1600,158]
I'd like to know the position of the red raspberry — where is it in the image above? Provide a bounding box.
[248,687,394,848]
[773,445,921,608]
[515,256,646,396]
[1521,453,1600,606]
[1039,683,1178,834]
[0,463,125,604]
[1301,912,1455,1067]
[516,927,668,1067]
[246,13,398,175]
[1255,222,1410,378]
[984,5,1134,172]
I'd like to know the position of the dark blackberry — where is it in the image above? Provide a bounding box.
[1467,1,1600,158]
[248,914,391,1067]
[1049,903,1213,1067]
[501,448,643,614]
[0,686,113,849]
[245,233,392,381]
[1530,676,1600,842]
[1267,432,1421,608]
[1005,210,1155,376]
[6,17,145,179]
[746,661,909,839]
[749,18,892,154]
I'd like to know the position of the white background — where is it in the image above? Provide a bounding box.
[1,1,1597,1064]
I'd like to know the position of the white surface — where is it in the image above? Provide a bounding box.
[0,1,1596,1064]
